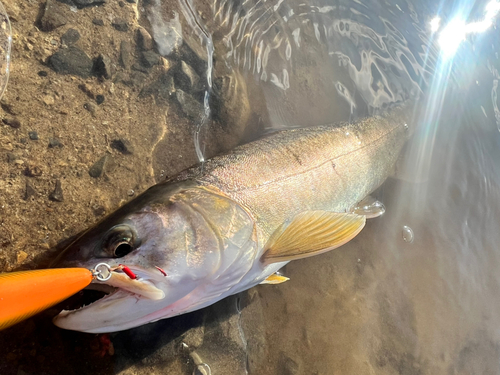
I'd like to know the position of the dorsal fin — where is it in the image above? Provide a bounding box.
[261,211,366,265]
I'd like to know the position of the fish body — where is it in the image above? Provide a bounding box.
[53,102,414,333]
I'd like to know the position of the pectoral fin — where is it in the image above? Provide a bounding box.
[261,211,366,265]
[260,274,290,285]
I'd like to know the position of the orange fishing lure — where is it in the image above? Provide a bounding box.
[0,268,93,330]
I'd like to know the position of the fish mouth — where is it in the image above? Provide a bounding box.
[53,266,166,333]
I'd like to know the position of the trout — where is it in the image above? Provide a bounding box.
[53,102,414,333]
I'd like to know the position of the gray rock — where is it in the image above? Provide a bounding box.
[48,138,63,148]
[72,0,106,7]
[23,181,36,200]
[112,19,129,32]
[28,131,38,140]
[89,154,115,178]
[83,102,97,115]
[136,27,153,51]
[93,54,113,79]
[49,46,93,78]
[139,72,174,101]
[110,139,134,154]
[61,28,80,46]
[6,152,21,163]
[2,117,21,128]
[49,180,64,202]
[175,89,204,120]
[174,61,200,93]
[119,41,132,69]
[126,0,137,3]
[140,51,161,68]
[92,18,104,26]
[40,0,67,32]
[131,63,149,74]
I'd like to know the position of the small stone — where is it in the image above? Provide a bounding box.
[126,0,137,3]
[127,189,134,196]
[42,95,55,106]
[40,0,67,32]
[136,27,153,51]
[175,89,204,120]
[49,46,93,78]
[92,18,104,26]
[174,61,200,92]
[73,0,106,7]
[95,95,105,105]
[131,63,149,73]
[83,102,97,115]
[119,41,132,69]
[110,138,133,154]
[119,1,125,7]
[141,51,161,68]
[48,137,63,148]
[24,181,36,200]
[16,251,28,264]
[61,28,80,46]
[7,152,21,163]
[92,205,106,216]
[89,154,115,178]
[24,164,43,177]
[49,180,64,202]
[3,117,21,128]
[139,72,174,101]
[38,71,48,77]
[28,131,38,140]
[112,19,129,32]
[93,54,113,79]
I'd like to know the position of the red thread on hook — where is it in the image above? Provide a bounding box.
[118,264,137,279]
[155,266,167,277]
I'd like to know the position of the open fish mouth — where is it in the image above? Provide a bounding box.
[53,266,166,333]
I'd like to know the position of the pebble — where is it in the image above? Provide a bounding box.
[119,41,132,69]
[48,137,63,148]
[139,72,174,101]
[24,164,43,177]
[6,152,21,163]
[89,154,115,178]
[83,102,97,115]
[126,0,137,3]
[136,27,154,51]
[92,205,106,216]
[61,28,80,46]
[28,131,39,140]
[42,95,55,106]
[92,18,104,26]
[112,19,129,32]
[3,117,21,128]
[38,70,48,77]
[96,95,105,105]
[49,46,93,78]
[16,251,28,264]
[24,181,36,200]
[49,180,64,202]
[175,89,204,120]
[140,51,161,68]
[110,138,133,154]
[175,61,200,92]
[40,0,67,32]
[93,54,113,79]
[73,0,107,7]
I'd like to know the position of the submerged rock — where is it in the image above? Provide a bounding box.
[89,154,115,178]
[71,0,107,8]
[23,181,36,200]
[119,41,132,69]
[49,46,93,78]
[49,180,64,202]
[48,138,63,148]
[112,19,129,32]
[40,0,67,32]
[2,117,21,128]
[139,72,174,101]
[110,139,134,154]
[61,28,80,46]
[174,61,200,92]
[140,51,161,68]
[137,27,154,51]
[93,54,113,79]
[175,89,204,120]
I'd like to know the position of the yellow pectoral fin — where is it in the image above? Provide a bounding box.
[261,211,366,265]
[260,274,290,285]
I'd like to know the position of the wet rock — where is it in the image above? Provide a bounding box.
[49,180,64,202]
[131,63,149,74]
[72,0,106,7]
[139,72,174,101]
[49,46,93,78]
[110,138,133,154]
[24,181,36,200]
[16,251,28,264]
[112,19,129,32]
[119,41,132,69]
[95,95,105,105]
[174,61,200,93]
[115,71,147,87]
[136,27,153,51]
[83,102,97,115]
[140,51,161,68]
[89,154,115,178]
[28,131,39,140]
[24,164,43,177]
[93,54,113,79]
[175,89,204,120]
[3,117,21,128]
[37,70,48,77]
[40,0,67,32]
[61,28,80,46]
[48,137,63,148]
[92,18,104,26]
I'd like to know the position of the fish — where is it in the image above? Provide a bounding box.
[52,101,415,333]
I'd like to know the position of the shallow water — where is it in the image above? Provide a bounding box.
[1,0,500,373]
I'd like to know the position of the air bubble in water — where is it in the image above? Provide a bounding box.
[350,196,386,218]
[402,225,414,243]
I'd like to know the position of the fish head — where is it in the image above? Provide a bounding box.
[52,181,257,333]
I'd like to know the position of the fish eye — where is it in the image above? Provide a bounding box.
[101,224,141,258]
